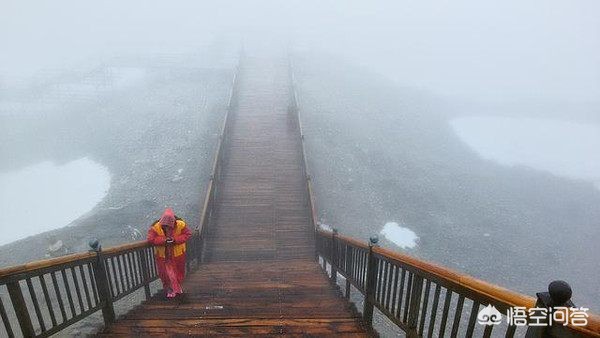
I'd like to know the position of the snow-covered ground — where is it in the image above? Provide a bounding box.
[296,55,600,313]
[0,52,233,335]
[0,50,235,263]
[0,157,110,245]
[451,116,600,190]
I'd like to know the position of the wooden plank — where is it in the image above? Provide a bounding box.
[96,55,370,337]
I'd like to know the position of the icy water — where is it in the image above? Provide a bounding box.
[0,157,110,245]
[451,116,600,190]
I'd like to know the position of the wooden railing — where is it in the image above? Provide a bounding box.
[187,51,241,270]
[287,56,600,337]
[288,56,318,231]
[0,240,156,337]
[0,55,242,338]
[315,230,600,337]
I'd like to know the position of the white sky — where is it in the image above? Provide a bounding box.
[1,0,599,102]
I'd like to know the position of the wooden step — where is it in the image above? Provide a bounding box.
[96,55,370,337]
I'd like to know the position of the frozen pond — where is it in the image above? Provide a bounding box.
[451,116,600,189]
[0,158,110,245]
[380,222,418,249]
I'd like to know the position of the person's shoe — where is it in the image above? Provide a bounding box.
[166,292,176,298]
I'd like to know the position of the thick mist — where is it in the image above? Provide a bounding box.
[2,0,599,103]
[1,0,599,318]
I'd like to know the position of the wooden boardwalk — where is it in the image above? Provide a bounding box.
[204,56,314,262]
[99,56,369,336]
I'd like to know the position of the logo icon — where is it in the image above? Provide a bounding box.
[478,305,503,325]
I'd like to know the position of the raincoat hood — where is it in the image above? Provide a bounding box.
[159,208,176,228]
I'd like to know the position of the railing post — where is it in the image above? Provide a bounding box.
[198,231,206,265]
[314,229,319,263]
[212,176,218,201]
[6,281,35,337]
[186,228,201,273]
[363,235,379,327]
[89,239,115,325]
[138,247,152,300]
[314,218,320,262]
[217,136,223,182]
[525,280,576,338]
[407,274,424,337]
[345,245,352,299]
[330,229,338,284]
[185,240,193,274]
[195,228,203,269]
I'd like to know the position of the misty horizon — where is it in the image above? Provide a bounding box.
[1,1,599,335]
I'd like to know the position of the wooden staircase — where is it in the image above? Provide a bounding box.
[101,261,367,336]
[98,54,370,336]
[1,51,597,338]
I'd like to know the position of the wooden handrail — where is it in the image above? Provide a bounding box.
[101,240,149,255]
[0,239,157,337]
[580,315,600,338]
[0,51,244,338]
[316,229,369,250]
[0,54,243,280]
[197,55,240,238]
[288,55,319,229]
[316,228,600,337]
[289,56,600,336]
[0,241,149,279]
[372,245,536,309]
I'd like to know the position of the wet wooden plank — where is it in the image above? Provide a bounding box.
[98,55,369,337]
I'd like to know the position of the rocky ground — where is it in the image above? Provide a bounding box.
[1,50,598,336]
[0,59,233,266]
[0,52,235,336]
[294,53,600,315]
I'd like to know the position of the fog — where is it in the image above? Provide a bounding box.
[3,0,600,103]
[451,116,600,188]
[1,0,599,319]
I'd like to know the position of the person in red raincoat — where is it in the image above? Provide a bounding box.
[147,208,192,298]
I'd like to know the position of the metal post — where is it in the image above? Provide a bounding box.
[345,244,352,299]
[89,239,115,325]
[363,235,379,327]
[6,281,35,337]
[330,229,338,284]
[138,247,152,300]
[525,280,576,338]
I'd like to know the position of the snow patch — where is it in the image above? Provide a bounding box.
[451,116,600,190]
[0,157,110,245]
[317,222,333,232]
[380,222,418,249]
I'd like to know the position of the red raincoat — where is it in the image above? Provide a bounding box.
[147,209,192,294]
